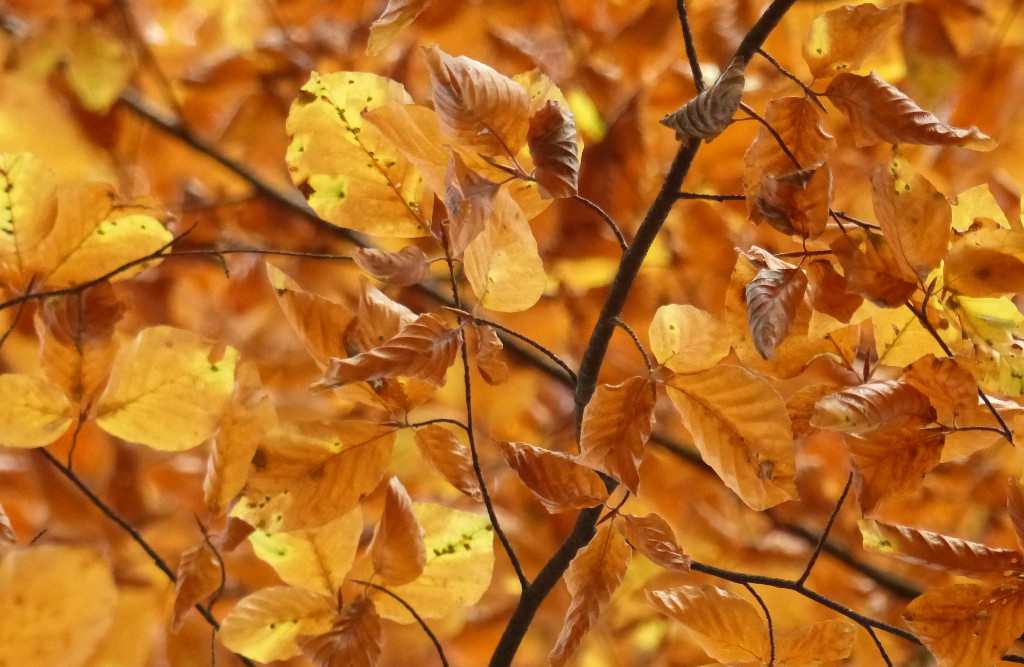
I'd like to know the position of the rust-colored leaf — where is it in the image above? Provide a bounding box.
[527,100,579,199]
[370,478,426,586]
[496,440,608,513]
[811,380,935,435]
[314,313,460,390]
[354,278,416,353]
[618,513,691,571]
[414,424,482,500]
[267,263,351,366]
[172,539,222,630]
[904,355,979,425]
[661,58,745,142]
[441,150,499,255]
[473,324,509,386]
[846,425,946,515]
[825,72,997,150]
[776,619,855,665]
[860,519,1023,575]
[830,228,917,307]
[802,3,903,79]
[745,267,808,359]
[578,377,656,494]
[805,260,863,324]
[353,246,431,287]
[0,503,13,543]
[549,521,631,666]
[299,597,383,667]
[872,161,952,281]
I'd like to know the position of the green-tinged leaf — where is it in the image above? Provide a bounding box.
[220,587,336,662]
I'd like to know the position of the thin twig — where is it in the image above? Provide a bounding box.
[831,210,881,231]
[743,583,775,665]
[406,418,471,434]
[866,626,894,667]
[796,473,852,586]
[674,0,705,92]
[354,580,450,667]
[676,192,746,201]
[613,318,652,372]
[739,102,802,169]
[470,315,577,384]
[572,194,628,252]
[756,48,826,111]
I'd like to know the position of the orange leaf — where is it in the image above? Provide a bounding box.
[944,229,1024,297]
[267,263,352,366]
[660,59,745,142]
[1009,479,1024,551]
[846,425,946,515]
[649,304,733,374]
[802,3,903,79]
[442,150,499,255]
[220,587,336,662]
[370,478,426,586]
[496,440,608,513]
[805,260,862,323]
[811,380,935,435]
[527,100,579,199]
[300,597,382,667]
[859,519,1023,575]
[366,0,435,56]
[354,278,416,353]
[904,581,1024,667]
[645,585,770,663]
[0,503,13,544]
[473,324,509,386]
[423,45,531,156]
[825,72,997,150]
[742,97,835,239]
[618,513,691,571]
[745,267,808,360]
[414,424,482,500]
[172,539,222,630]
[353,247,431,287]
[830,228,917,307]
[314,313,460,390]
[666,366,797,510]
[872,162,952,281]
[776,619,855,665]
[904,355,979,425]
[578,377,656,494]
[549,521,631,667]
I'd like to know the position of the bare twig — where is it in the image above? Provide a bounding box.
[613,318,652,372]
[573,194,628,252]
[675,0,706,92]
[796,473,853,586]
[354,580,450,667]
[743,583,775,665]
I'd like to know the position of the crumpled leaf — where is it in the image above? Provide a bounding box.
[314,313,460,389]
[549,521,631,667]
[811,380,935,434]
[95,326,237,451]
[370,478,426,586]
[414,424,483,500]
[618,513,691,571]
[353,246,431,287]
[577,377,656,494]
[802,3,903,79]
[473,324,509,386]
[649,304,733,374]
[367,0,436,56]
[825,72,997,150]
[0,373,72,448]
[299,597,382,667]
[172,539,223,630]
[661,58,745,142]
[496,440,608,513]
[859,519,1023,575]
[745,267,809,359]
[527,100,579,198]
[220,587,336,662]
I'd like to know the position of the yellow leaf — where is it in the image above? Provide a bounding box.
[949,296,1024,396]
[249,508,362,595]
[0,152,57,287]
[578,377,656,494]
[95,326,237,451]
[286,71,433,237]
[666,366,797,510]
[220,586,336,662]
[550,521,632,666]
[300,598,382,667]
[649,304,732,374]
[371,504,494,623]
[366,0,435,56]
[952,184,1009,232]
[871,305,952,368]
[463,190,546,312]
[803,3,903,79]
[944,229,1024,297]
[646,585,770,663]
[0,545,116,667]
[497,440,608,513]
[369,478,426,586]
[0,373,72,448]
[65,24,133,113]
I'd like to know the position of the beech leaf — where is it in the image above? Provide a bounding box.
[745,267,809,359]
[0,373,72,448]
[267,263,352,365]
[618,513,691,571]
[369,477,426,586]
[825,72,997,150]
[220,587,336,662]
[414,424,483,500]
[442,150,499,255]
[649,304,733,373]
[846,425,946,515]
[776,619,856,665]
[859,519,1023,575]
[527,100,579,198]
[549,521,632,667]
[578,377,656,494]
[802,3,903,79]
[1008,478,1024,551]
[473,324,509,386]
[872,162,952,281]
[944,229,1024,297]
[661,59,745,142]
[367,0,435,56]
[299,598,382,667]
[811,380,936,435]
[172,539,223,630]
[353,246,431,287]
[496,440,608,513]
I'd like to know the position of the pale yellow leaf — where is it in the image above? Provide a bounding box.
[649,304,732,374]
[0,152,57,287]
[220,587,336,662]
[0,373,72,448]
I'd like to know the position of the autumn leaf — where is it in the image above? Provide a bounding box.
[0,152,58,286]
[0,373,72,448]
[825,72,997,150]
[286,71,433,237]
[646,585,770,663]
[220,587,336,662]
[811,380,935,435]
[944,229,1024,297]
[618,512,691,571]
[549,521,632,666]
[745,267,808,359]
[267,263,352,366]
[0,504,14,543]
[369,478,426,586]
[353,246,431,287]
[473,324,509,386]
[802,3,903,79]
[666,366,798,510]
[442,150,499,255]
[354,277,416,352]
[904,355,979,425]
[367,0,435,56]
[830,228,917,307]
[414,424,482,500]
[1008,479,1024,550]
[314,313,460,389]
[527,100,579,198]
[805,260,862,323]
[299,597,383,667]
[846,425,946,515]
[776,619,855,665]
[496,440,608,513]
[660,59,745,142]
[649,304,733,374]
[172,539,223,630]
[872,161,952,281]
[94,326,238,451]
[423,45,531,156]
[859,519,1023,575]
[577,377,656,494]
[948,296,1024,397]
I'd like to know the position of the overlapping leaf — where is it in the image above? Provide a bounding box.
[299,598,382,667]
[618,513,691,571]
[220,587,336,662]
[353,246,431,287]
[577,377,656,493]
[0,373,72,448]
[649,304,733,373]
[414,424,482,500]
[830,228,917,307]
[872,162,952,281]
[496,440,608,513]
[811,380,935,435]
[172,539,223,630]
[859,519,1023,575]
[802,3,902,79]
[366,0,435,55]
[944,229,1024,297]
[846,425,946,514]
[473,324,509,386]
[369,478,426,586]
[745,267,808,359]
[527,100,579,198]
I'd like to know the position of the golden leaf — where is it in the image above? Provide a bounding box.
[442,151,499,255]
[649,304,733,374]
[578,377,656,494]
[872,162,952,281]
[496,440,608,513]
[859,519,1023,575]
[370,478,426,586]
[846,425,945,515]
[802,3,903,79]
[473,324,509,386]
[299,598,382,667]
[830,228,917,308]
[811,380,935,435]
[905,355,979,425]
[745,267,809,360]
[618,513,691,571]
[0,152,58,287]
[267,263,352,366]
[776,619,855,665]
[220,587,336,662]
[367,0,435,56]
[353,246,431,287]
[0,373,72,448]
[414,424,483,500]
[172,539,222,630]
[944,229,1024,297]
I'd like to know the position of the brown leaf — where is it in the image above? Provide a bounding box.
[904,355,979,425]
[353,247,431,287]
[944,229,1024,297]
[315,313,460,390]
[423,45,531,156]
[442,151,499,255]
[172,540,222,630]
[0,503,14,543]
[805,260,863,323]
[786,383,842,441]
[846,426,946,515]
[473,324,508,386]
[904,581,1024,667]
[872,162,952,281]
[577,377,656,494]
[860,519,1023,575]
[300,598,382,667]
[830,228,917,307]
[367,0,435,56]
[527,100,579,199]
[825,72,997,150]
[496,440,608,513]
[414,424,482,500]
[549,521,631,666]
[661,58,745,142]
[618,513,691,571]
[354,278,416,353]
[745,267,808,359]
[1007,479,1024,552]
[645,585,769,663]
[370,478,426,586]
[811,380,935,435]
[802,3,903,79]
[743,97,836,239]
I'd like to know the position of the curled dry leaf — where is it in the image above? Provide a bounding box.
[830,228,917,307]
[299,597,383,667]
[172,540,222,630]
[661,58,745,142]
[802,3,903,79]
[549,521,631,667]
[745,267,809,360]
[618,513,691,571]
[473,324,509,385]
[423,45,531,156]
[366,0,435,56]
[353,246,431,287]
[825,72,997,150]
[859,519,1023,575]
[369,478,426,586]
[578,377,656,494]
[414,424,482,500]
[314,313,460,390]
[811,380,935,435]
[527,100,579,198]
[496,440,608,513]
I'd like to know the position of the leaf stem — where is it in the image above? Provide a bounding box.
[572,194,628,252]
[796,472,852,586]
[743,582,775,665]
[353,580,450,667]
